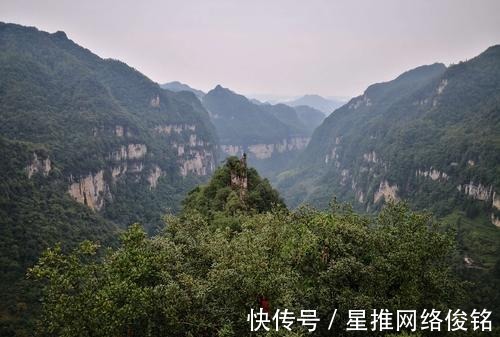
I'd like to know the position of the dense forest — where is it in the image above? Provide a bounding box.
[29,157,479,336]
[0,22,218,335]
[0,22,499,337]
[277,47,500,328]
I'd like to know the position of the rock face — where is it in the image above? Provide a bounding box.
[457,182,494,202]
[363,151,378,163]
[26,153,51,178]
[456,184,499,226]
[115,125,124,137]
[374,180,399,203]
[68,170,108,211]
[280,47,500,233]
[221,137,310,160]
[491,214,500,228]
[180,149,214,176]
[128,144,147,159]
[417,168,449,181]
[150,95,160,107]
[148,166,162,189]
[230,154,248,198]
[154,124,196,135]
[110,144,147,161]
[493,193,500,210]
[202,85,313,179]
[220,145,243,156]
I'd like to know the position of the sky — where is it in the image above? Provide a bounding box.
[2,0,500,99]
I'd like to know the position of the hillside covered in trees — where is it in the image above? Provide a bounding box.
[0,22,219,334]
[202,85,323,179]
[0,20,499,337]
[29,157,474,336]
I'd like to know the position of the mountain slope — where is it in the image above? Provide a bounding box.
[285,94,344,114]
[0,22,219,333]
[160,81,205,99]
[278,47,500,270]
[202,85,311,178]
[293,105,326,133]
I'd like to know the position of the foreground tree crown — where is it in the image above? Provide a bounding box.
[30,160,470,337]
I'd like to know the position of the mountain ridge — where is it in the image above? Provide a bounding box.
[0,22,220,333]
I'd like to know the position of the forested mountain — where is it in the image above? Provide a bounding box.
[160,81,205,99]
[284,94,345,114]
[0,22,218,334]
[30,158,468,337]
[277,46,500,318]
[202,85,312,178]
[293,104,327,133]
[280,48,500,227]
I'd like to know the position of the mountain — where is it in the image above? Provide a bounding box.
[0,22,218,333]
[30,161,464,337]
[160,81,205,99]
[278,46,500,288]
[202,85,311,178]
[183,155,284,219]
[285,94,345,114]
[293,105,326,133]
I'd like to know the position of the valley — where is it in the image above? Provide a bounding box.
[0,20,499,337]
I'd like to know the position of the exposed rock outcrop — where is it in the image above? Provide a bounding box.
[363,151,378,163]
[492,192,500,210]
[325,147,338,164]
[416,168,449,181]
[115,125,124,137]
[457,182,494,202]
[129,162,144,173]
[348,94,372,110]
[374,180,399,203]
[180,149,214,176]
[154,124,196,135]
[437,79,448,95]
[248,144,274,159]
[177,145,185,156]
[148,165,162,189]
[150,94,160,107]
[111,165,127,180]
[223,137,310,160]
[491,214,500,228]
[128,144,147,159]
[26,153,51,178]
[221,145,243,156]
[230,154,248,198]
[457,183,499,226]
[68,170,108,211]
[110,144,147,161]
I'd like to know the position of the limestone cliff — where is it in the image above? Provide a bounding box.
[180,149,215,176]
[68,170,109,211]
[26,153,51,178]
[221,137,310,160]
[374,180,399,203]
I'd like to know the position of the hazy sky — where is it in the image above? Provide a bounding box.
[2,0,500,99]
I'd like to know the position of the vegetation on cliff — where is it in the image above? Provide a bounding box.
[30,160,466,336]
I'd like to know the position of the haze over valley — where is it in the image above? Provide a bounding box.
[1,1,500,336]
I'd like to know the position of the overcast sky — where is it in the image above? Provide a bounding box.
[2,0,500,99]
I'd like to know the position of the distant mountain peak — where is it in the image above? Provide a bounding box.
[160,81,205,99]
[52,30,68,39]
[284,94,345,114]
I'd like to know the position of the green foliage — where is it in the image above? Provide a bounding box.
[31,202,465,337]
[278,47,500,332]
[182,156,284,222]
[0,22,218,335]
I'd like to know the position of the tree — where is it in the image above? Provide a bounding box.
[30,202,466,337]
